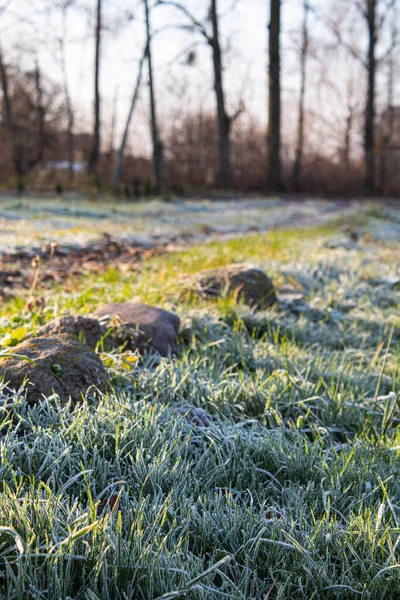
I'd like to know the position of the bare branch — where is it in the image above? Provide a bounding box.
[310,5,367,68]
[229,98,245,126]
[165,39,206,68]
[155,0,211,42]
[376,0,396,34]
[113,41,148,187]
[219,0,242,19]
[377,1,398,63]
[353,0,368,20]
[0,0,14,18]
[153,23,197,36]
[377,42,397,64]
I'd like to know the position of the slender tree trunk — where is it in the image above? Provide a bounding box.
[144,0,164,193]
[293,0,309,191]
[267,0,283,192]
[379,21,395,194]
[59,7,75,185]
[109,86,118,158]
[343,111,352,168]
[66,109,74,184]
[60,47,75,183]
[88,0,102,181]
[209,0,231,188]
[34,59,45,167]
[60,54,75,184]
[113,45,147,187]
[0,47,24,189]
[342,78,355,168]
[365,0,376,194]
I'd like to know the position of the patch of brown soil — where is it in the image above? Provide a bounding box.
[0,234,165,301]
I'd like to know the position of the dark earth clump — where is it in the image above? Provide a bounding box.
[0,334,108,405]
[193,264,278,309]
[92,303,180,356]
[37,315,107,349]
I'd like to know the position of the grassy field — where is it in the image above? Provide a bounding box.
[0,196,364,254]
[0,204,399,599]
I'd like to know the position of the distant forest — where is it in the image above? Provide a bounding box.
[0,0,399,196]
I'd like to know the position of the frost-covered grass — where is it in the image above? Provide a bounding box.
[0,207,399,598]
[0,195,364,253]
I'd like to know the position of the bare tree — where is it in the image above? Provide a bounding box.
[109,85,118,158]
[34,58,45,167]
[324,0,397,193]
[156,0,243,188]
[37,0,76,183]
[58,1,75,184]
[342,76,358,168]
[113,43,148,187]
[267,0,283,191]
[379,14,397,192]
[0,47,23,189]
[209,0,231,188]
[365,0,376,193]
[144,0,164,192]
[293,0,309,191]
[0,0,20,188]
[311,46,362,170]
[352,0,398,193]
[88,0,102,181]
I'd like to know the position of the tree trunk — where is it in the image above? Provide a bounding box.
[343,111,352,168]
[293,0,309,191]
[209,0,231,188]
[144,0,164,193]
[34,59,45,167]
[113,45,147,187]
[88,0,102,182]
[365,0,376,194]
[59,6,75,185]
[267,0,283,192]
[0,47,24,189]
[342,78,355,168]
[379,21,395,194]
[109,86,118,158]
[60,58,75,183]
[66,108,74,184]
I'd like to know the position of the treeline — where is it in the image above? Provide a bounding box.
[0,0,399,197]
